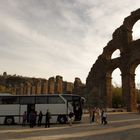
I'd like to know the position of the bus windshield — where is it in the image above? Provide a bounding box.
[61,94,85,121]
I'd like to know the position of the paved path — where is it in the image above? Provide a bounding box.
[0,112,140,140]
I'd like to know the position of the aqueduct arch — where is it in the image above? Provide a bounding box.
[86,9,140,111]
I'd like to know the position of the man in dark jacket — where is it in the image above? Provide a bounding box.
[38,111,43,126]
[45,109,51,128]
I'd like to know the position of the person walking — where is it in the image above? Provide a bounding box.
[38,111,43,127]
[45,109,51,128]
[101,109,107,125]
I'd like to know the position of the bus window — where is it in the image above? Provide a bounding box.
[72,96,80,101]
[48,95,65,104]
[62,95,72,101]
[20,96,35,104]
[0,96,19,104]
[36,96,48,104]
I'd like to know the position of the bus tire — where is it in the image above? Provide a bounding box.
[4,116,15,125]
[58,115,67,124]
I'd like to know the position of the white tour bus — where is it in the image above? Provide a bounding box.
[0,93,85,125]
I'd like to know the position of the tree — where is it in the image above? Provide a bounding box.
[112,86,123,108]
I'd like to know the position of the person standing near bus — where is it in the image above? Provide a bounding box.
[29,111,34,128]
[34,111,37,126]
[22,111,27,126]
[92,108,95,123]
[68,111,74,126]
[95,108,101,124]
[89,107,93,124]
[45,109,51,128]
[38,111,43,126]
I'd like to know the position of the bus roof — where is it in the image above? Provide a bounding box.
[0,93,81,97]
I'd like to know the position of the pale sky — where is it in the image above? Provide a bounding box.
[0,0,140,85]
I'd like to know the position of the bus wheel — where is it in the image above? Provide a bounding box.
[57,115,67,124]
[4,116,14,125]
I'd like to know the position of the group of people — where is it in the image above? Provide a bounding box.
[89,107,107,125]
[22,107,108,128]
[22,109,51,128]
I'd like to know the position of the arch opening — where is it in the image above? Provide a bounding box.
[111,49,121,59]
[135,64,140,105]
[130,61,140,109]
[112,68,122,108]
[132,20,140,41]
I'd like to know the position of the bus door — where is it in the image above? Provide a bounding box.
[27,104,35,122]
[73,101,82,121]
[67,100,81,121]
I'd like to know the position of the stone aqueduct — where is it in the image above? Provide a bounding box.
[86,9,140,111]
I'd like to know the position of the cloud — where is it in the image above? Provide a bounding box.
[0,0,140,84]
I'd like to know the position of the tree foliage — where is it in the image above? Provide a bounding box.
[112,86,123,108]
[112,85,140,108]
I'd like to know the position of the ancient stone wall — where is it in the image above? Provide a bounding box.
[41,80,48,94]
[55,76,63,94]
[48,77,55,94]
[0,72,85,95]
